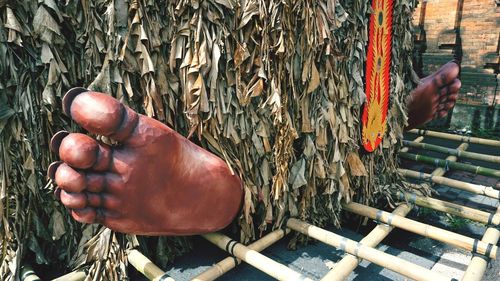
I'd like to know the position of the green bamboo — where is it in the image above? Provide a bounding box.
[401,136,425,152]
[398,152,500,178]
[402,140,500,164]
[409,129,500,147]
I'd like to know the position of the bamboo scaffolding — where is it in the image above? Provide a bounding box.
[20,266,41,281]
[402,140,500,164]
[430,143,468,178]
[342,202,498,259]
[192,229,290,281]
[409,129,500,147]
[462,204,500,281]
[399,169,500,199]
[127,249,175,281]
[399,151,500,178]
[320,204,413,281]
[401,136,425,152]
[51,270,86,281]
[397,191,500,226]
[322,148,459,281]
[286,218,451,281]
[202,233,313,281]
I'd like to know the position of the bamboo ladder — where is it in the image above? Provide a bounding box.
[46,130,499,281]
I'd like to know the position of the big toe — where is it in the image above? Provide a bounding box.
[63,88,139,142]
[432,61,460,88]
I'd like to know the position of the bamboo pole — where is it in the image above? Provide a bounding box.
[20,266,41,281]
[403,140,500,164]
[409,129,500,147]
[399,169,500,199]
[128,249,175,281]
[462,204,500,281]
[342,202,498,259]
[51,270,86,281]
[286,218,451,281]
[192,229,290,281]
[399,151,500,178]
[321,204,413,281]
[202,233,313,281]
[401,136,425,152]
[397,191,500,226]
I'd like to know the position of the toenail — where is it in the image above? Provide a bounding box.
[62,87,89,117]
[48,161,63,179]
[50,131,70,153]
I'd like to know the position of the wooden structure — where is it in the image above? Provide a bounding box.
[42,129,499,281]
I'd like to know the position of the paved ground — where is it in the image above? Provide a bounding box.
[130,133,500,280]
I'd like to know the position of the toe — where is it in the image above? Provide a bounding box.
[86,173,107,192]
[449,78,461,92]
[54,163,86,193]
[58,133,113,171]
[71,208,97,224]
[447,92,458,103]
[433,62,460,88]
[60,190,87,209]
[63,88,139,142]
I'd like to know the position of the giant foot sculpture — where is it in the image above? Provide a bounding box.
[406,61,461,129]
[48,88,243,235]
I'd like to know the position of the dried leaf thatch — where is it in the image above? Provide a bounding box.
[1,0,417,279]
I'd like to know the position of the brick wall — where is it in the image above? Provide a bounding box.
[413,0,499,102]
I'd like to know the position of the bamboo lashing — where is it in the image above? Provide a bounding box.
[430,142,468,177]
[128,249,175,281]
[342,202,498,259]
[192,229,290,281]
[286,218,451,281]
[20,266,41,281]
[202,233,313,281]
[462,204,500,281]
[399,169,500,199]
[409,129,500,147]
[399,151,500,178]
[321,204,413,281]
[401,136,424,153]
[51,270,86,281]
[397,192,500,226]
[403,140,500,164]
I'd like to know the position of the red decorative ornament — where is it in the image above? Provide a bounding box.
[361,0,394,152]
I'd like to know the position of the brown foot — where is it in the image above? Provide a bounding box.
[406,61,461,130]
[49,88,243,236]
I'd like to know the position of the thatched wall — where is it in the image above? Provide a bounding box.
[0,0,417,279]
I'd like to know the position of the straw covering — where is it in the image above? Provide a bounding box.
[0,0,417,279]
